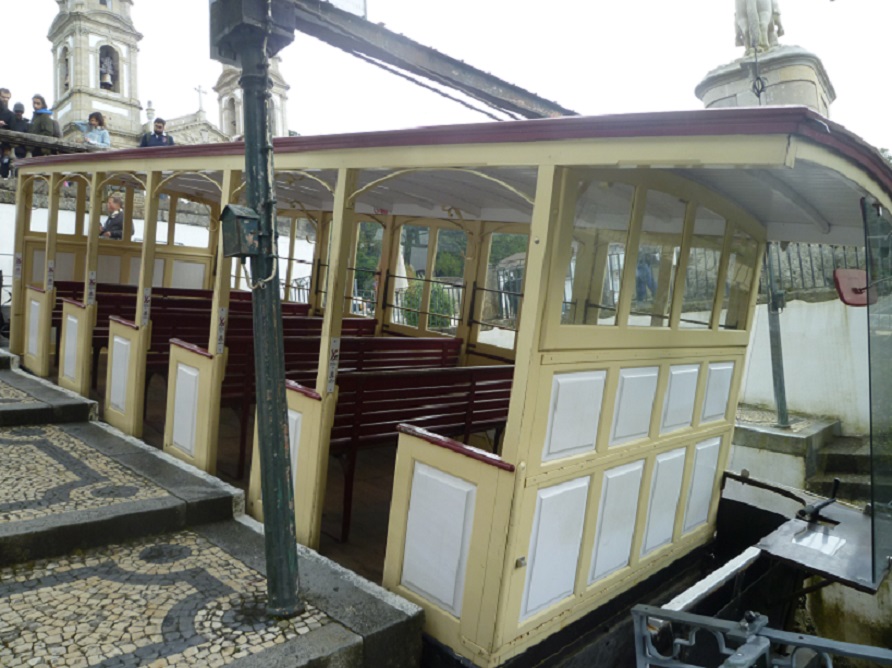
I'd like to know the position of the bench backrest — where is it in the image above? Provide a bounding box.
[330,365,513,447]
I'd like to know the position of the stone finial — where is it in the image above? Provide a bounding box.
[735,0,785,56]
[146,101,155,123]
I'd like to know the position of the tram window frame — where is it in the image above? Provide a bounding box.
[679,207,726,330]
[627,190,687,328]
[474,231,528,351]
[560,180,637,327]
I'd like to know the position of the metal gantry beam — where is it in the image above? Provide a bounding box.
[288,0,578,120]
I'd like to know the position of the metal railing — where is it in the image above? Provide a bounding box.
[633,605,892,667]
[763,243,864,295]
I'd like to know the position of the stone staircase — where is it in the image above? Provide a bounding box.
[0,349,421,668]
[809,434,889,503]
[734,408,874,505]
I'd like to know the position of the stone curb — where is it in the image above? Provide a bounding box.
[205,517,424,668]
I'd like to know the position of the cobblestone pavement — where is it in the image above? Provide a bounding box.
[0,378,38,405]
[0,350,422,667]
[0,425,168,524]
[0,530,330,667]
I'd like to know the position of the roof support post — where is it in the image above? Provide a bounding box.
[9,176,34,355]
[84,173,105,306]
[136,172,161,327]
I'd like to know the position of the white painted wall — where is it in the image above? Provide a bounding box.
[741,300,869,435]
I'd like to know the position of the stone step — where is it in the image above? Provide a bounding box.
[806,473,888,504]
[0,421,240,566]
[818,437,881,475]
[0,520,422,668]
[0,368,95,426]
[733,417,840,461]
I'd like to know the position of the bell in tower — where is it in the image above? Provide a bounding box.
[48,0,144,146]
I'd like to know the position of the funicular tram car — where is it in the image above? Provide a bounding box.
[9,106,892,667]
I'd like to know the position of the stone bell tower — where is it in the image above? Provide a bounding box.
[214,57,291,139]
[48,0,144,146]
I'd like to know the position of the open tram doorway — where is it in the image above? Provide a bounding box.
[239,165,536,582]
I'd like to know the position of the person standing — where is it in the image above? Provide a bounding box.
[0,88,14,177]
[0,88,12,129]
[29,95,61,157]
[10,102,31,160]
[99,195,124,240]
[139,117,174,147]
[73,112,111,148]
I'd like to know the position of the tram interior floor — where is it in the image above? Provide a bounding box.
[90,359,393,584]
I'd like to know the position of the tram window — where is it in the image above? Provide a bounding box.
[563,181,635,326]
[392,224,430,329]
[629,191,686,327]
[680,208,726,329]
[429,228,467,334]
[477,232,527,349]
[351,221,383,317]
[720,228,759,330]
[172,199,209,248]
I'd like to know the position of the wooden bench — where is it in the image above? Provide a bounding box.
[219,319,382,475]
[326,364,513,541]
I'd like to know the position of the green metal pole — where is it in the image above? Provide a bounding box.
[238,37,303,617]
[765,243,790,429]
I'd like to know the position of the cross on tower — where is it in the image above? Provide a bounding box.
[195,85,207,112]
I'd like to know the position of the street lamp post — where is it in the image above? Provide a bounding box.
[210,0,302,617]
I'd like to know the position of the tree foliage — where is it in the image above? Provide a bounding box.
[401,280,455,329]
[489,233,528,268]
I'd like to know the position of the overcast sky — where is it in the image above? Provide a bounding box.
[3,0,891,151]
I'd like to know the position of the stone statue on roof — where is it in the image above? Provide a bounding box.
[735,0,784,56]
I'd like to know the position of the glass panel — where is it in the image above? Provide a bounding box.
[477,232,527,349]
[629,191,686,327]
[680,208,726,329]
[173,199,210,248]
[277,218,315,304]
[562,180,635,326]
[720,228,759,330]
[349,221,382,317]
[863,198,892,585]
[430,228,467,334]
[391,224,430,328]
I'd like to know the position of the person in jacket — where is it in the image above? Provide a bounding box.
[73,112,110,148]
[139,117,174,147]
[10,102,31,160]
[29,95,60,157]
[0,88,14,177]
[99,195,124,240]
[0,88,12,128]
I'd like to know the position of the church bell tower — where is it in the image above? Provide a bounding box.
[214,57,291,139]
[48,0,144,145]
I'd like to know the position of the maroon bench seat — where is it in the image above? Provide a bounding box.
[219,319,381,475]
[327,364,513,541]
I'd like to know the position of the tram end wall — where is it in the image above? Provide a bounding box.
[741,299,869,436]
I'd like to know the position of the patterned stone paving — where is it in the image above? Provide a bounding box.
[0,379,38,405]
[0,425,168,523]
[0,531,330,667]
